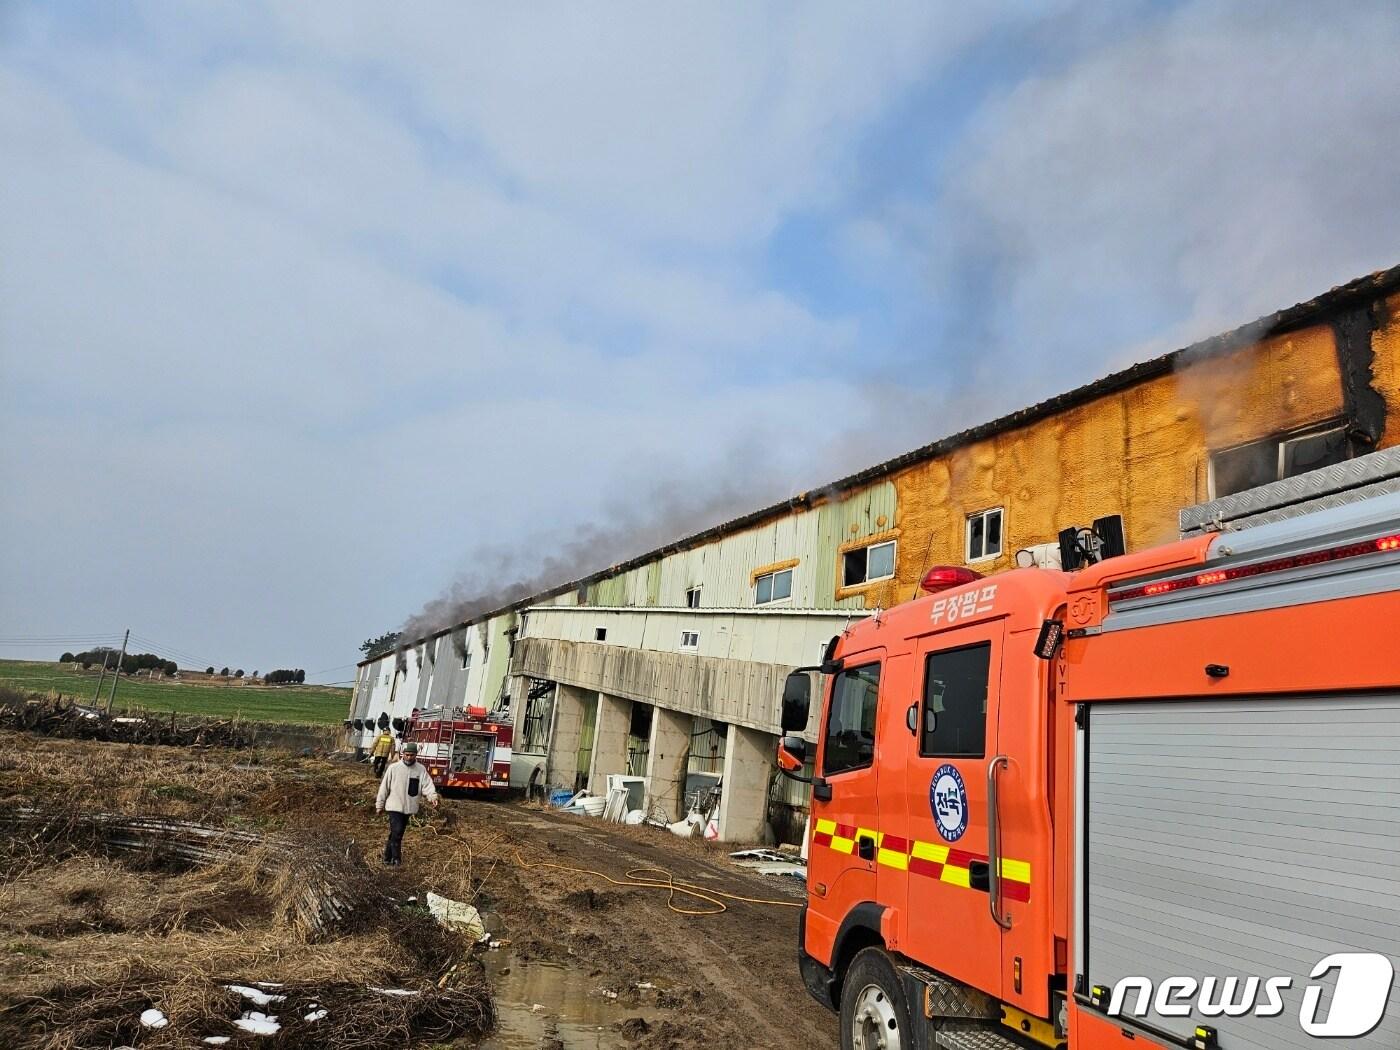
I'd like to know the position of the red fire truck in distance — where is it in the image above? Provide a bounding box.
[778,450,1400,1050]
[402,705,512,792]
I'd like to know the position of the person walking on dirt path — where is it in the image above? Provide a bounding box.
[370,729,395,777]
[376,741,438,866]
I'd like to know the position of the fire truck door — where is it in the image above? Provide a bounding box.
[904,620,1006,999]
[808,654,885,937]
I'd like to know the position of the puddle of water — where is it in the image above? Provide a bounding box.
[477,951,645,1050]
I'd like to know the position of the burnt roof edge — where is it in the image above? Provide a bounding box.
[360,263,1400,664]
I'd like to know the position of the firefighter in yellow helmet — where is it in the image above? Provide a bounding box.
[370,728,394,777]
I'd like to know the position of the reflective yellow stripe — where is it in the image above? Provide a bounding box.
[878,848,909,870]
[830,836,856,855]
[911,840,949,864]
[856,828,882,845]
[815,818,836,834]
[940,864,971,888]
[999,858,1031,883]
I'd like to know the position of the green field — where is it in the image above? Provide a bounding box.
[0,660,351,725]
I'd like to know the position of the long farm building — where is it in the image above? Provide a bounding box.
[349,264,1400,842]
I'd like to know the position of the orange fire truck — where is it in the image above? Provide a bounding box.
[778,449,1400,1050]
[402,705,513,791]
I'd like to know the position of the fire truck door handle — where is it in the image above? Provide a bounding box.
[812,777,832,802]
[987,754,1012,930]
[857,836,876,861]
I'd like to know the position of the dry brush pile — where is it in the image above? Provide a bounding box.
[0,739,494,1049]
[0,691,259,749]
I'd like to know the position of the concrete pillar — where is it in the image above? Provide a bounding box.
[547,683,589,791]
[717,724,777,843]
[587,692,632,793]
[644,706,693,820]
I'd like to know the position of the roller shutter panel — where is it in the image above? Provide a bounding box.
[1086,696,1400,1049]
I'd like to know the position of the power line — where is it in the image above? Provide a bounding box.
[129,633,217,668]
[307,662,358,677]
[0,636,124,645]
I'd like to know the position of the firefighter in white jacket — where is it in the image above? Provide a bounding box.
[375,740,438,866]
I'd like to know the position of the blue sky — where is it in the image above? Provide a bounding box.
[3,2,1399,681]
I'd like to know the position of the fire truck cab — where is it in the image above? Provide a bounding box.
[781,449,1400,1050]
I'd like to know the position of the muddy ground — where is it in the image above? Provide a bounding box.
[0,738,836,1050]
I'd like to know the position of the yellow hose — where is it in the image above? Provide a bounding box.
[512,848,804,916]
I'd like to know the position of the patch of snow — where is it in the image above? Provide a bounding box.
[369,986,420,997]
[252,981,284,989]
[140,1008,168,1029]
[232,1011,281,1035]
[305,1009,328,1022]
[203,1038,231,1046]
[225,984,286,1007]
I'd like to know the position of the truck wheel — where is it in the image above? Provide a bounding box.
[840,946,912,1050]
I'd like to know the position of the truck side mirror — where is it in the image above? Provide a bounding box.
[776,734,811,783]
[781,671,811,733]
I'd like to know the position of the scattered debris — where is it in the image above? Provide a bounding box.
[426,891,487,939]
[729,847,807,879]
[139,1007,168,1029]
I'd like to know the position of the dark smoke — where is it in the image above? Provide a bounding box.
[393,429,898,644]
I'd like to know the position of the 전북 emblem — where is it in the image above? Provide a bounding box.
[929,764,968,842]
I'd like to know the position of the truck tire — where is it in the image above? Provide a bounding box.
[840,946,913,1050]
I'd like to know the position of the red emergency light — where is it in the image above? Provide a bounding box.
[1111,532,1400,603]
[920,566,983,594]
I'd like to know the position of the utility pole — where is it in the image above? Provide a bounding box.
[91,648,112,704]
[105,629,129,714]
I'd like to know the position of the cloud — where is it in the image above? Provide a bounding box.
[895,0,1400,399]
[4,1,1398,678]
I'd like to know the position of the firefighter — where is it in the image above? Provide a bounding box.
[375,741,438,866]
[369,728,394,777]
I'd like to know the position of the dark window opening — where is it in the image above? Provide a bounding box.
[967,509,1003,561]
[594,627,607,642]
[1282,428,1350,478]
[1211,425,1352,499]
[1212,440,1278,498]
[823,663,881,776]
[920,642,991,758]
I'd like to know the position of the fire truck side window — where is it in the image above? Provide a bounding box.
[822,663,881,776]
[920,642,990,757]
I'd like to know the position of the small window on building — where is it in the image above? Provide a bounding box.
[755,568,794,605]
[1211,424,1352,498]
[685,587,701,608]
[920,642,991,758]
[460,648,472,671]
[823,663,881,776]
[843,540,897,587]
[966,508,1003,563]
[594,627,607,642]
[680,630,700,650]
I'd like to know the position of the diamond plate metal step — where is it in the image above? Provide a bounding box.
[898,964,999,1021]
[933,1024,1026,1050]
[1180,445,1400,535]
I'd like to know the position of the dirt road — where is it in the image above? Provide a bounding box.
[0,738,838,1050]
[431,798,838,1050]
